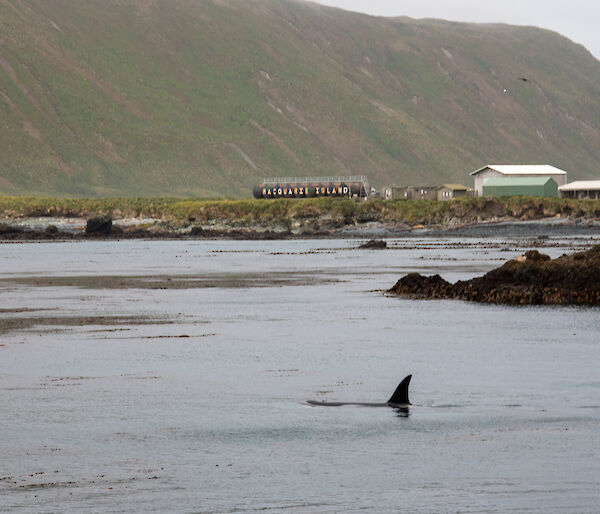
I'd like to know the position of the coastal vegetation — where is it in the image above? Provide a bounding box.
[2,196,600,226]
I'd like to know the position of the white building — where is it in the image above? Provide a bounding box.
[470,165,568,196]
[558,180,600,199]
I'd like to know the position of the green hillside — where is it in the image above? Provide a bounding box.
[1,0,599,197]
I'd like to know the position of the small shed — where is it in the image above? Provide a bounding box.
[483,177,558,198]
[381,186,410,200]
[437,184,469,201]
[558,181,600,199]
[411,186,437,201]
[381,185,436,200]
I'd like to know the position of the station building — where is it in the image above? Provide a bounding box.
[470,165,567,196]
[436,184,470,201]
[482,177,558,198]
[558,181,600,200]
[381,185,437,200]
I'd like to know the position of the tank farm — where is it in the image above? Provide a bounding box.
[253,176,370,199]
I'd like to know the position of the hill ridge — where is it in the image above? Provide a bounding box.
[0,0,599,197]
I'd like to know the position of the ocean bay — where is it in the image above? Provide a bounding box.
[1,238,599,512]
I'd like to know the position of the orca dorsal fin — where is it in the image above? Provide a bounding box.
[387,375,412,405]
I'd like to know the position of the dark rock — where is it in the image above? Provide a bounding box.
[524,250,550,262]
[389,246,600,305]
[389,273,453,299]
[85,216,112,235]
[0,223,22,234]
[45,225,58,234]
[359,239,387,249]
[190,226,206,236]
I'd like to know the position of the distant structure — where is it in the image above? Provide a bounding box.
[436,184,470,201]
[381,185,436,201]
[470,165,567,196]
[482,177,558,198]
[411,186,437,201]
[253,176,370,199]
[382,184,470,201]
[381,186,405,200]
[558,181,600,199]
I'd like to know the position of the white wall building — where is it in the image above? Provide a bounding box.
[470,165,568,196]
[558,180,600,199]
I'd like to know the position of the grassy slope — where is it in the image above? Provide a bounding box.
[0,0,599,197]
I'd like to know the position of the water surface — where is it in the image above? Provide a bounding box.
[1,238,599,512]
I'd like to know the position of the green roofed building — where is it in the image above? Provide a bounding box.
[482,177,558,198]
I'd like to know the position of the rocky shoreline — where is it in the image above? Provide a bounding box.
[388,247,600,305]
[2,213,600,241]
[2,196,600,240]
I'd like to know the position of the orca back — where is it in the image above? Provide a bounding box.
[387,374,412,405]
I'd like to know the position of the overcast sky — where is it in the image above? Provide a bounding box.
[314,0,600,60]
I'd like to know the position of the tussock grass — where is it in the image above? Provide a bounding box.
[0,197,181,219]
[2,195,599,226]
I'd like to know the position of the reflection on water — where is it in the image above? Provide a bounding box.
[1,238,599,513]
